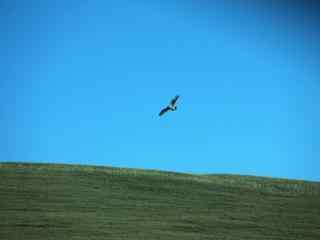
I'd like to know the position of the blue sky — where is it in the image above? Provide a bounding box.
[1,1,319,181]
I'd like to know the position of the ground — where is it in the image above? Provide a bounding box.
[0,163,319,239]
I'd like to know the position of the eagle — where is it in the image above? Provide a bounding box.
[159,95,180,117]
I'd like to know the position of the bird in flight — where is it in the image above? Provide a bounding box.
[159,95,180,117]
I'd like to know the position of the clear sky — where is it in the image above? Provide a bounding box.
[1,1,319,181]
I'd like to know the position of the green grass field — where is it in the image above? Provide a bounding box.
[1,162,319,239]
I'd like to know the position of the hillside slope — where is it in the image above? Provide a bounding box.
[0,163,319,240]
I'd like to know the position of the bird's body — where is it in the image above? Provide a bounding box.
[159,95,179,117]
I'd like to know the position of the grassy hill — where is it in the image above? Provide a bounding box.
[0,162,319,240]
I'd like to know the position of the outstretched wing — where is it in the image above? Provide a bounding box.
[170,95,179,106]
[159,106,170,116]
